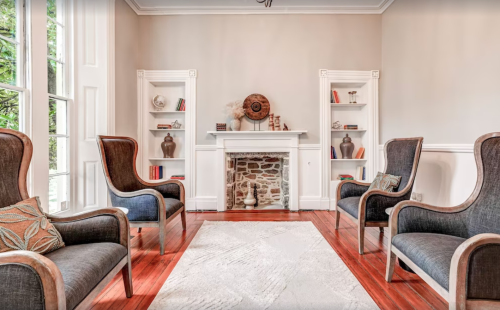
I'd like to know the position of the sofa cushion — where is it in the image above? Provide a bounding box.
[368,172,402,193]
[392,233,465,290]
[45,243,127,310]
[0,197,64,255]
[337,196,361,219]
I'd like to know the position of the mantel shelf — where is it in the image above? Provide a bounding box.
[208,130,307,136]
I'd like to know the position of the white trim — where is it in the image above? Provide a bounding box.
[107,0,115,135]
[299,196,330,210]
[187,196,218,211]
[196,143,320,151]
[378,144,474,153]
[124,0,394,15]
[195,145,217,151]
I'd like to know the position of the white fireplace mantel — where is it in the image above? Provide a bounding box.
[208,130,307,212]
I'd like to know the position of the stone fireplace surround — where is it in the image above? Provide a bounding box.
[226,153,290,210]
[209,130,306,212]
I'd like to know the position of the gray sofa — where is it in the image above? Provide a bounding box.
[386,132,500,310]
[0,129,133,310]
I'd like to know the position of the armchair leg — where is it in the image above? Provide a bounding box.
[122,260,133,297]
[159,221,165,255]
[358,225,365,255]
[335,209,340,230]
[379,227,384,233]
[385,250,397,282]
[181,208,187,231]
[137,227,142,233]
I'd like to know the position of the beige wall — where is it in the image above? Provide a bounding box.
[115,0,139,139]
[381,0,500,144]
[136,15,381,144]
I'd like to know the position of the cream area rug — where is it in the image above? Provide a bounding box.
[149,221,379,310]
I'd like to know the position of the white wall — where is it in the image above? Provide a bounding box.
[381,0,500,144]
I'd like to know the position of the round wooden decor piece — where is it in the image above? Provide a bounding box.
[243,94,271,120]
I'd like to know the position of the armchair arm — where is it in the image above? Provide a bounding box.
[108,188,167,223]
[449,233,500,309]
[0,251,65,310]
[139,179,185,203]
[48,208,130,248]
[388,201,469,238]
[357,188,412,223]
[337,180,370,201]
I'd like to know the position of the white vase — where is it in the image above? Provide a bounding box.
[230,118,241,131]
[243,184,256,210]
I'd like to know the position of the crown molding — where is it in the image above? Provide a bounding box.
[124,0,394,15]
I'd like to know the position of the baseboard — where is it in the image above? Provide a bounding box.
[189,196,218,211]
[299,197,330,210]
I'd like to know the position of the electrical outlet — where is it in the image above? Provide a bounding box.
[411,192,423,202]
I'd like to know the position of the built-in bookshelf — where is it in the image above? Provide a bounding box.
[137,70,197,198]
[319,70,379,209]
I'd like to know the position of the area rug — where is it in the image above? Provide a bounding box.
[149,221,379,310]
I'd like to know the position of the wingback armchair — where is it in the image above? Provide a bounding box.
[97,136,186,256]
[386,133,500,310]
[336,137,423,254]
[0,129,132,310]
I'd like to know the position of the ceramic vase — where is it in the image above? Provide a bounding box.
[340,134,354,159]
[230,118,241,131]
[243,184,256,210]
[161,133,176,158]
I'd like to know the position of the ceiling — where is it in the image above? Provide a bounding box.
[125,0,395,15]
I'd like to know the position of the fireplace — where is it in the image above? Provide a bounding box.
[209,130,306,212]
[226,153,290,210]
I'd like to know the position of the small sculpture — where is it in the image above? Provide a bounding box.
[332,121,342,130]
[161,133,176,158]
[253,183,258,207]
[244,183,256,210]
[283,123,289,131]
[171,120,182,129]
[340,134,355,159]
[352,91,357,104]
[152,95,166,111]
[274,115,281,131]
[268,113,275,131]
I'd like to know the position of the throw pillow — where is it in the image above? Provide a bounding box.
[0,197,65,254]
[368,172,402,193]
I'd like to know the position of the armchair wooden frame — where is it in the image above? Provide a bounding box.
[97,135,186,256]
[336,137,423,254]
[0,129,133,310]
[386,132,500,310]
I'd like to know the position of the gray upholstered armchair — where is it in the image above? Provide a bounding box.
[97,136,186,256]
[386,132,500,310]
[0,129,132,310]
[336,137,423,254]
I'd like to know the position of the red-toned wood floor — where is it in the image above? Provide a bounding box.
[90,211,448,310]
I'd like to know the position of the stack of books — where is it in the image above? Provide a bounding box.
[176,98,186,111]
[216,123,226,131]
[356,167,366,181]
[331,146,338,159]
[170,174,185,180]
[149,166,164,180]
[157,124,171,129]
[331,90,340,103]
[344,125,358,130]
[338,174,354,180]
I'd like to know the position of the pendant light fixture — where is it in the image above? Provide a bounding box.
[256,0,273,8]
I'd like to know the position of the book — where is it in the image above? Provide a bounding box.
[362,167,366,180]
[171,174,185,180]
[333,90,340,103]
[333,147,338,159]
[338,174,354,180]
[159,166,163,179]
[176,98,183,111]
[355,147,365,159]
[331,90,334,103]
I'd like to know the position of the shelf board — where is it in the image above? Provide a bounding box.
[149,158,185,161]
[331,159,367,162]
[149,111,185,114]
[331,129,367,132]
[331,103,367,107]
[150,129,185,131]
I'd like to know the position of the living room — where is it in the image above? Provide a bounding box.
[0,0,499,309]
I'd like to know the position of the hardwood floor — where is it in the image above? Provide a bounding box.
[91,211,448,310]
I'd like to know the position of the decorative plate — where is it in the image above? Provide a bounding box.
[243,94,270,121]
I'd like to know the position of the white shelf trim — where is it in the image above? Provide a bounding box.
[149,158,185,161]
[331,129,367,132]
[149,111,186,114]
[208,130,306,136]
[331,159,367,162]
[331,103,367,107]
[150,129,185,131]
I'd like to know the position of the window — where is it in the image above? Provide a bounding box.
[0,0,24,131]
[47,0,71,213]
